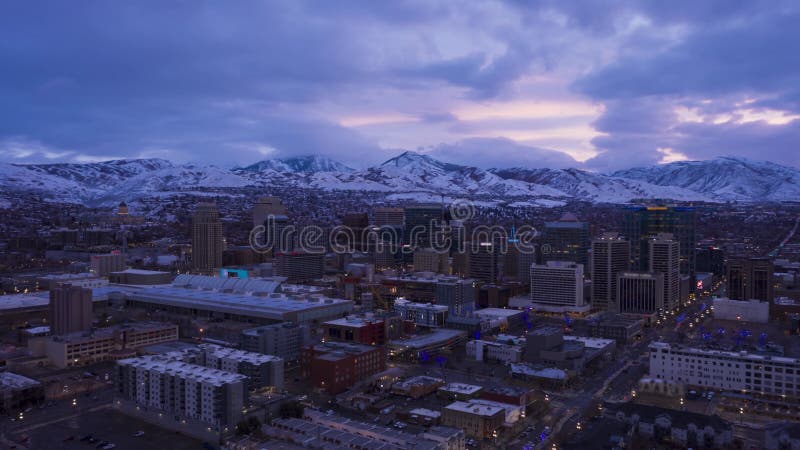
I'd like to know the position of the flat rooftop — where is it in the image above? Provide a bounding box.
[324,316,383,328]
[198,343,282,364]
[564,335,615,349]
[444,401,504,416]
[124,284,353,320]
[118,355,247,386]
[650,342,800,365]
[440,382,482,395]
[473,308,522,319]
[0,372,41,390]
[0,286,114,312]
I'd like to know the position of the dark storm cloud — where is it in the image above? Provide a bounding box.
[1,0,799,169]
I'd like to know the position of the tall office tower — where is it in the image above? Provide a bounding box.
[469,242,500,283]
[503,244,520,280]
[530,261,586,312]
[192,203,223,272]
[49,284,93,335]
[90,252,125,277]
[252,196,288,228]
[374,207,404,227]
[274,251,324,283]
[727,257,775,302]
[413,248,449,273]
[342,212,370,251]
[623,206,696,278]
[542,213,590,266]
[517,245,537,285]
[591,233,630,311]
[616,271,665,314]
[696,246,725,277]
[436,278,479,317]
[649,233,681,310]
[404,204,445,250]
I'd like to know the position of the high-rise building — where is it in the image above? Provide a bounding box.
[726,257,774,302]
[404,204,444,250]
[542,213,589,266]
[252,196,288,228]
[530,261,586,312]
[274,251,324,283]
[413,248,449,274]
[623,206,696,278]
[49,284,93,335]
[374,207,404,227]
[649,233,681,310]
[192,202,223,272]
[436,277,479,317]
[469,242,500,283]
[517,246,537,284]
[696,246,725,276]
[591,233,630,311]
[90,252,125,277]
[341,212,370,251]
[616,271,665,314]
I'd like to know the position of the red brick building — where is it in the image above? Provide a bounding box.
[323,316,386,345]
[301,342,386,394]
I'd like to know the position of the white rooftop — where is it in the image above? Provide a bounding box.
[563,335,615,349]
[0,372,41,390]
[649,342,800,365]
[117,355,247,386]
[473,308,522,319]
[444,401,504,416]
[440,382,482,395]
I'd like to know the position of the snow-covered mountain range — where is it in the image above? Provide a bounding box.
[1,153,798,207]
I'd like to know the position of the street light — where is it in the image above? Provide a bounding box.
[576,422,582,431]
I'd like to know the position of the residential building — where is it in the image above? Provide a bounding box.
[240,322,311,362]
[116,354,246,427]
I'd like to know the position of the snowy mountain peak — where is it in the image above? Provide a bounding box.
[240,155,354,173]
[612,156,800,202]
[380,151,464,173]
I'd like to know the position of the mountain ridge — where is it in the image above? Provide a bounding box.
[2,153,798,206]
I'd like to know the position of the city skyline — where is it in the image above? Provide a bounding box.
[2,1,799,170]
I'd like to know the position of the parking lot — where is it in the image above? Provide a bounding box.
[9,409,205,450]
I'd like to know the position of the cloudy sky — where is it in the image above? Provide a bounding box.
[2,1,799,170]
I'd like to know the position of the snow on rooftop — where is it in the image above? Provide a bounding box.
[0,372,41,390]
[444,401,503,416]
[118,354,247,386]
